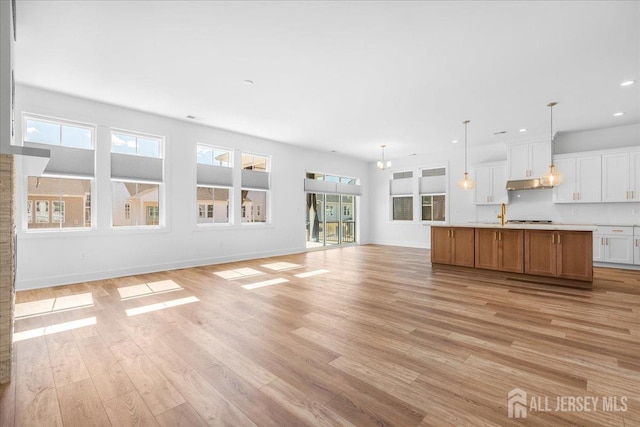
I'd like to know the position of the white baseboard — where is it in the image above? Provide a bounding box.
[15,246,306,290]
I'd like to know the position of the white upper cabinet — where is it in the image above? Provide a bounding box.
[474,163,507,205]
[508,140,550,180]
[602,149,640,202]
[553,154,601,203]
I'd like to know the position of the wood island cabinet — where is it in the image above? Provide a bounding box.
[524,230,593,282]
[431,225,593,288]
[475,228,524,273]
[431,227,475,267]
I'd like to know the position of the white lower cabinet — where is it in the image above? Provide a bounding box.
[593,226,634,264]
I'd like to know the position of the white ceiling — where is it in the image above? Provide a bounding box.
[15,1,640,161]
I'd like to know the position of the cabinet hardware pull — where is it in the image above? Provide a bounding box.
[636,239,639,248]
[552,234,555,244]
[606,238,608,245]
[499,232,502,241]
[557,234,561,244]
[452,230,455,238]
[626,191,629,199]
[577,193,580,200]
[494,231,497,241]
[601,237,604,245]
[632,191,635,199]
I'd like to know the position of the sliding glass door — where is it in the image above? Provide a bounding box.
[306,192,356,248]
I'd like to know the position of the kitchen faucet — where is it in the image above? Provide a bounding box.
[497,203,506,226]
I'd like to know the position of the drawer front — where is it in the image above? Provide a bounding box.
[594,226,634,236]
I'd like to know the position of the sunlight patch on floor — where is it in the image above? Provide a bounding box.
[117,280,182,300]
[125,296,200,316]
[261,262,303,271]
[294,269,331,278]
[242,278,289,290]
[214,267,264,280]
[13,317,97,342]
[15,292,94,319]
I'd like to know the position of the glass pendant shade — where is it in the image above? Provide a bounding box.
[541,164,562,187]
[541,102,562,187]
[459,120,474,190]
[458,172,475,190]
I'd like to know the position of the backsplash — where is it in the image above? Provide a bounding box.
[476,189,640,225]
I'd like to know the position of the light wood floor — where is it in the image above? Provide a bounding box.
[1,245,639,426]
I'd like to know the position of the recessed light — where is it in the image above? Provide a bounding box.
[519,128,527,132]
[243,80,254,86]
[409,153,417,156]
[452,140,459,144]
[613,112,625,117]
[620,80,636,87]
[493,131,507,135]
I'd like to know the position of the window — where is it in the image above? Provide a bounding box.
[111,131,161,158]
[242,154,268,171]
[27,177,92,230]
[24,115,93,149]
[422,195,446,221]
[112,182,160,227]
[420,166,447,222]
[241,190,267,223]
[393,171,413,179]
[27,200,32,224]
[392,196,413,221]
[196,186,230,224]
[197,145,231,167]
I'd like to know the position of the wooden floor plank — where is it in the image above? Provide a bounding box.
[2,245,638,427]
[56,378,111,427]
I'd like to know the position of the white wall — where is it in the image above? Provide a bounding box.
[368,144,477,249]
[555,124,639,154]
[15,85,369,289]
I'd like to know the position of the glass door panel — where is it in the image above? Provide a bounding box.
[306,193,324,248]
[341,195,355,244]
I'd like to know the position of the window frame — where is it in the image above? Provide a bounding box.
[196,143,233,167]
[196,185,232,226]
[419,165,448,224]
[391,195,414,221]
[22,113,96,150]
[24,175,95,233]
[240,188,269,225]
[111,179,163,229]
[241,152,270,172]
[421,193,446,223]
[110,128,164,159]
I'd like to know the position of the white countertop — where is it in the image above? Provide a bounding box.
[439,223,597,231]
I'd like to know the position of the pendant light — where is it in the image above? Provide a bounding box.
[457,120,474,190]
[377,144,391,170]
[541,102,562,187]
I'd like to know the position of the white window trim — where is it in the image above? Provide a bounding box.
[110,128,165,158]
[23,175,96,233]
[195,184,233,227]
[391,194,414,222]
[22,112,96,150]
[420,192,447,223]
[196,143,233,167]
[110,179,164,230]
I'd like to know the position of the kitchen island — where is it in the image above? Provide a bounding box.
[431,223,595,288]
